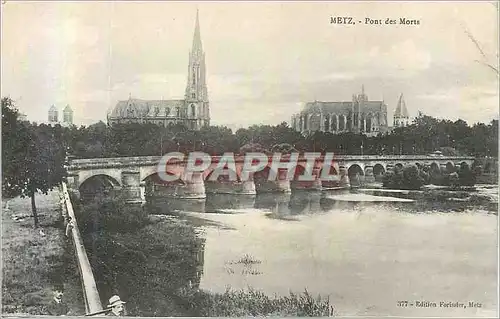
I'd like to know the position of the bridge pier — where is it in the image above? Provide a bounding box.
[290,178,322,191]
[364,165,375,183]
[67,174,80,190]
[439,163,447,173]
[178,172,206,199]
[273,193,292,216]
[338,166,350,188]
[121,171,145,204]
[205,174,257,195]
[255,169,292,193]
[307,191,322,213]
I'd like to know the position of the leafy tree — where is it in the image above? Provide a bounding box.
[53,112,497,159]
[2,98,65,227]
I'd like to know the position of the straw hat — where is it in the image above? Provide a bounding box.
[107,295,126,308]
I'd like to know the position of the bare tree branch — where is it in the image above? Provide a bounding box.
[461,20,499,76]
[464,26,488,60]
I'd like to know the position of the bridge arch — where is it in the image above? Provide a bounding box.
[253,166,279,182]
[430,162,440,172]
[348,164,364,187]
[79,174,121,201]
[142,172,184,185]
[78,173,121,189]
[373,163,385,181]
[317,165,338,177]
[458,162,471,171]
[445,161,456,173]
[205,167,241,183]
[484,162,492,173]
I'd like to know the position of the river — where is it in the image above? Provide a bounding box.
[80,185,498,317]
[146,185,498,317]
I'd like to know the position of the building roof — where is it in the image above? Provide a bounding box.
[63,104,72,112]
[302,100,386,115]
[394,93,409,117]
[49,105,58,112]
[109,99,185,118]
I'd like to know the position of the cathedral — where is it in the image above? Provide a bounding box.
[291,86,390,137]
[107,10,210,130]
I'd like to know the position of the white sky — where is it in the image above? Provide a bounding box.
[2,1,499,130]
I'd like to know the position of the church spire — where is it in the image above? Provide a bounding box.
[395,93,409,117]
[185,9,210,129]
[192,8,203,53]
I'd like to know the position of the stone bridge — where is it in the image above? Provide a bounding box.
[66,154,477,203]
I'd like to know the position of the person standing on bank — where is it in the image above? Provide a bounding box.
[106,295,126,316]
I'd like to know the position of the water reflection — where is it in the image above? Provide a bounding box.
[144,185,498,220]
[147,191,345,219]
[83,185,498,317]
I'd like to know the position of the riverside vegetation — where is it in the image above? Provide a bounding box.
[71,193,335,317]
[382,162,478,190]
[2,191,84,315]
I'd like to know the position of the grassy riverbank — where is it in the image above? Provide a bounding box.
[2,191,85,315]
[73,195,334,316]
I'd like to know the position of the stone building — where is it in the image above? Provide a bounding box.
[48,105,58,124]
[107,10,210,130]
[63,104,74,125]
[47,104,74,127]
[291,86,389,137]
[393,93,410,127]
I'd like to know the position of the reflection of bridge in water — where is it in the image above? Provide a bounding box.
[67,155,478,203]
[148,190,412,219]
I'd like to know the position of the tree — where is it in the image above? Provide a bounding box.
[2,98,65,227]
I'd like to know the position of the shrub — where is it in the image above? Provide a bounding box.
[458,164,476,186]
[181,288,335,317]
[383,165,423,190]
[75,195,151,234]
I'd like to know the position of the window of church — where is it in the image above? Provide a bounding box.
[339,115,345,131]
[191,104,196,117]
[192,93,196,99]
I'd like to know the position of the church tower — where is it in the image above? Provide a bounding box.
[63,104,73,126]
[185,9,210,129]
[394,93,410,127]
[48,105,58,124]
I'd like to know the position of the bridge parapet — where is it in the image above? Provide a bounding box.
[68,155,476,170]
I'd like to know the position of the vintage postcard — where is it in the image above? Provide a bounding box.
[1,1,498,318]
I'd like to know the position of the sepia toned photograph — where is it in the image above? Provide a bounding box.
[1,1,498,317]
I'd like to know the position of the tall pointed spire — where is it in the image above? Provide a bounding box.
[192,8,203,53]
[395,93,409,117]
[185,9,210,128]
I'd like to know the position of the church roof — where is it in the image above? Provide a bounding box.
[109,99,185,118]
[49,105,57,112]
[394,94,409,117]
[63,104,72,112]
[303,100,386,114]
